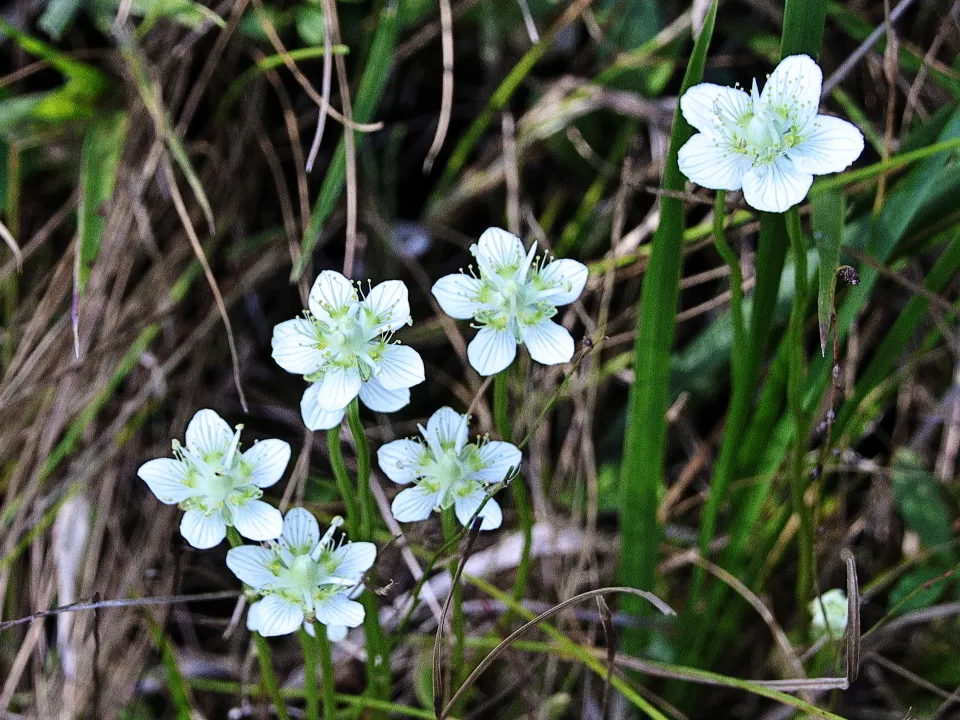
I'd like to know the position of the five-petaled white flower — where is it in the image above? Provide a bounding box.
[431,228,589,376]
[226,508,376,639]
[378,407,521,530]
[808,588,849,640]
[137,409,289,549]
[272,271,426,431]
[677,54,864,213]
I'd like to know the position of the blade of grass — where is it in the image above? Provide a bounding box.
[812,191,846,356]
[618,0,717,640]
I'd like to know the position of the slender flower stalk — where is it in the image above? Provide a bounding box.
[677,55,864,212]
[432,227,588,376]
[378,406,522,529]
[272,270,425,430]
[137,409,289,549]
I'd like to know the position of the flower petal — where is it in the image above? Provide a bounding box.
[358,377,409,413]
[315,365,362,411]
[425,407,469,454]
[679,83,750,136]
[533,259,588,306]
[226,546,276,589]
[454,486,502,531]
[432,274,483,319]
[678,133,752,191]
[474,440,522,484]
[467,326,517,376]
[137,458,195,504]
[242,439,291,488]
[363,280,410,332]
[331,541,377,580]
[232,500,283,542]
[790,115,865,175]
[249,595,304,637]
[521,320,574,365]
[271,319,323,375]
[180,510,226,549]
[326,624,348,642]
[281,507,321,552]
[377,439,427,484]
[308,270,357,322]
[474,227,524,275]
[761,54,821,126]
[741,157,813,213]
[376,344,425,391]
[313,594,365,629]
[391,485,439,523]
[185,409,232,457]
[300,384,346,430]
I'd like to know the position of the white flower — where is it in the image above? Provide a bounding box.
[226,508,376,638]
[808,588,849,640]
[677,55,864,213]
[137,409,289,549]
[378,406,521,530]
[431,228,589,376]
[272,271,426,430]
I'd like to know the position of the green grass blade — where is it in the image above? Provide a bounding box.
[294,5,398,281]
[780,0,828,58]
[812,190,846,356]
[617,0,718,627]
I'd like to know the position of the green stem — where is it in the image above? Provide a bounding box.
[300,629,319,720]
[785,206,815,623]
[494,370,532,625]
[346,398,373,541]
[327,425,360,538]
[691,192,748,599]
[254,634,292,720]
[316,628,337,720]
[343,398,390,709]
[442,507,466,716]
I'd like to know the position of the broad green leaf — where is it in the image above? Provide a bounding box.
[812,191,846,356]
[892,450,954,559]
[296,4,325,46]
[889,566,949,615]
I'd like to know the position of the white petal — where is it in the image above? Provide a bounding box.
[314,594,365,629]
[467,326,517,376]
[180,510,227,549]
[454,487,502,531]
[741,158,813,213]
[377,439,427,484]
[679,83,750,136]
[308,271,357,322]
[331,542,376,580]
[432,274,483,319]
[425,407,469,453]
[242,439,291,488]
[474,227,524,275]
[185,409,232,457]
[281,507,321,552]
[326,624,348,642]
[790,115,865,175]
[362,280,410,331]
[358,377,409,413]
[250,595,304,637]
[314,365,362,411]
[376,344,425,391]
[521,320,575,365]
[391,485,439,523]
[232,500,283,542]
[678,133,752,191]
[137,458,195,504]
[533,259,588,306]
[300,384,346,430]
[761,54,821,126]
[271,319,323,375]
[474,440,522,484]
[226,546,276,588]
